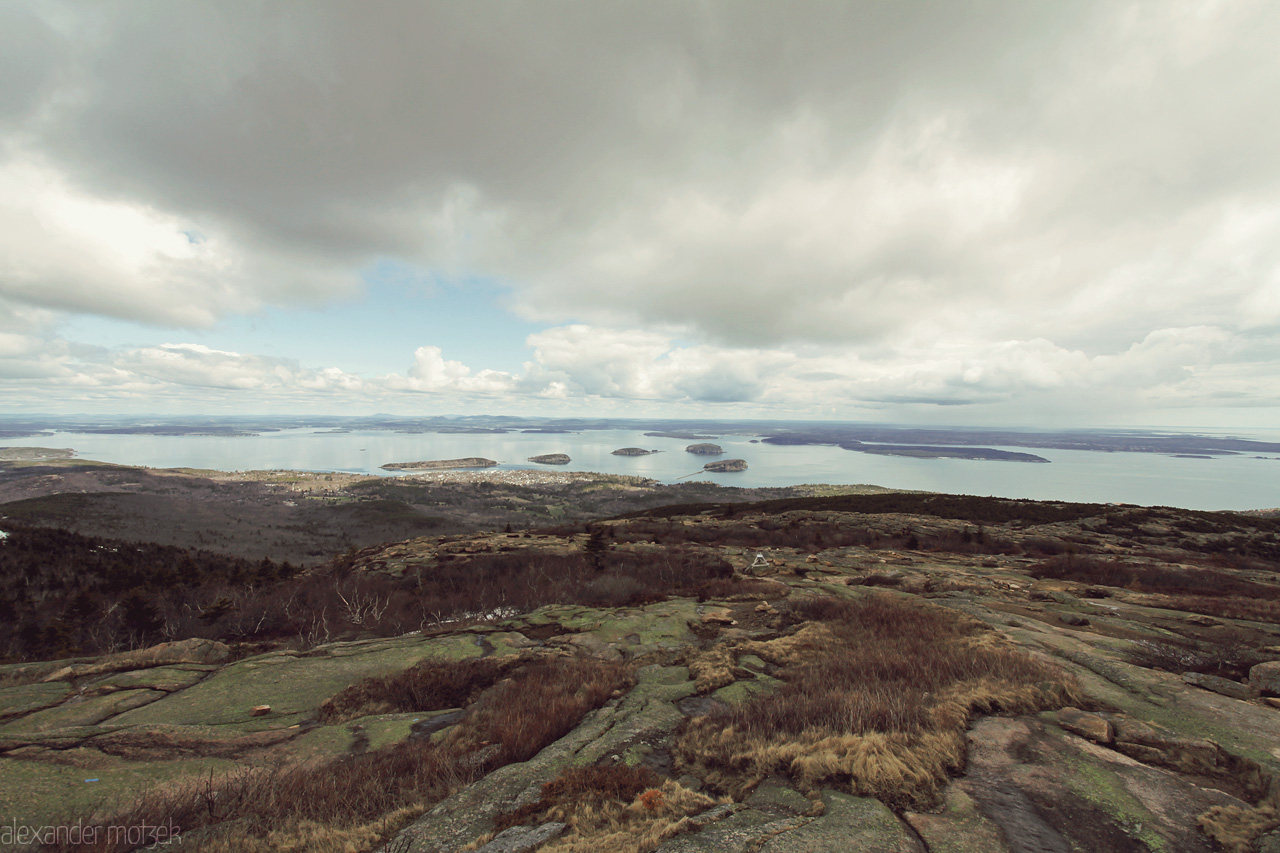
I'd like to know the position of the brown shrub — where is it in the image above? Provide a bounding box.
[851,573,903,587]
[693,577,788,602]
[494,765,660,832]
[448,657,635,767]
[42,738,467,853]
[1029,555,1280,599]
[500,775,718,853]
[676,593,1076,808]
[1158,595,1280,625]
[318,654,528,723]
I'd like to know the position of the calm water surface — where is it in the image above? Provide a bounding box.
[5,427,1278,512]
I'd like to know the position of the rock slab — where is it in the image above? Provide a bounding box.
[1249,661,1280,695]
[475,822,566,853]
[1182,672,1255,701]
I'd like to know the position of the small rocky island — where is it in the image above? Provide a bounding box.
[527,453,571,465]
[380,457,497,470]
[611,447,658,456]
[703,458,747,472]
[686,443,724,455]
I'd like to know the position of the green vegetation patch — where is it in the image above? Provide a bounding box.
[0,752,239,828]
[2,689,164,733]
[0,681,73,718]
[1052,729,1170,851]
[108,635,482,727]
[361,712,428,751]
[85,666,211,694]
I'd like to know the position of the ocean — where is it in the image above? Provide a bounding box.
[3,427,1278,512]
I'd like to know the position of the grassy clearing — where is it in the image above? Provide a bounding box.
[675,593,1078,808]
[41,656,633,853]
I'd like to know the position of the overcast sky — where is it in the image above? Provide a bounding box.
[3,1,1279,427]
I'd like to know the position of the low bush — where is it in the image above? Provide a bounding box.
[490,766,716,853]
[675,593,1077,808]
[318,654,527,723]
[692,577,787,602]
[1156,596,1280,627]
[1028,555,1280,599]
[494,765,660,832]
[447,656,634,768]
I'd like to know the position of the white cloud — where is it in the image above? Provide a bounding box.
[2,1,1279,423]
[0,157,358,327]
[383,345,516,394]
[114,343,365,393]
[0,320,1276,422]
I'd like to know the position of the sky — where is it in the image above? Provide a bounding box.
[2,1,1280,427]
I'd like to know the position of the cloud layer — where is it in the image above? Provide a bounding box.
[2,1,1279,422]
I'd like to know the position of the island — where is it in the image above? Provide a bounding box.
[645,432,719,440]
[686,443,724,455]
[527,453,571,465]
[852,445,1050,463]
[612,447,658,456]
[703,458,748,472]
[380,457,498,470]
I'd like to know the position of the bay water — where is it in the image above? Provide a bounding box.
[4,427,1278,512]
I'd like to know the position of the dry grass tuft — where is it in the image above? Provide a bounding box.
[540,779,717,853]
[676,593,1077,808]
[1198,800,1280,853]
[489,764,719,853]
[689,641,738,693]
[494,765,661,832]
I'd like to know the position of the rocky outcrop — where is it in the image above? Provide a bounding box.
[381,458,498,470]
[1056,707,1114,743]
[685,443,724,455]
[1249,661,1280,695]
[474,822,566,852]
[526,453,571,465]
[703,459,747,472]
[1182,672,1255,701]
[41,638,231,682]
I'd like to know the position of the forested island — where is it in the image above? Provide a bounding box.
[380,457,497,470]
